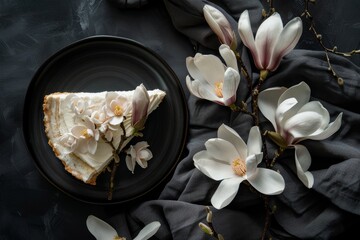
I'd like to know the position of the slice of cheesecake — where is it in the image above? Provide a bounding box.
[43,85,166,185]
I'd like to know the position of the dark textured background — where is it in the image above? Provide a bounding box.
[1,0,359,239]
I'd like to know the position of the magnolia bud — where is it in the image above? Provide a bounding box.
[203,4,236,48]
[199,222,213,235]
[265,131,288,149]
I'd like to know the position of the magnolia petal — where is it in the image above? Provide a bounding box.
[284,111,323,139]
[217,124,247,161]
[247,126,263,159]
[109,116,123,125]
[294,145,314,188]
[126,155,135,173]
[136,157,148,168]
[278,81,310,112]
[275,97,298,127]
[219,44,238,72]
[268,17,303,71]
[238,10,262,69]
[84,116,95,130]
[255,12,283,69]
[222,67,240,106]
[139,149,152,161]
[211,177,244,209]
[133,141,150,151]
[71,125,86,138]
[193,151,236,181]
[258,87,287,130]
[105,92,118,106]
[248,168,285,195]
[88,138,97,155]
[198,84,223,103]
[308,112,343,140]
[133,221,161,240]
[297,101,330,131]
[205,138,239,163]
[186,55,205,81]
[186,76,204,99]
[194,54,225,85]
[245,154,259,178]
[75,139,89,154]
[86,215,118,240]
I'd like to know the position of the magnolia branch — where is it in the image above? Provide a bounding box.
[301,0,360,86]
[107,120,128,200]
[262,0,275,18]
[199,207,224,240]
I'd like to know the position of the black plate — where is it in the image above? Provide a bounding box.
[23,36,188,204]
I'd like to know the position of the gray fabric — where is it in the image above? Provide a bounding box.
[124,0,360,239]
[1,0,359,239]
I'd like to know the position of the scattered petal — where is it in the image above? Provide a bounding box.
[86,215,118,240]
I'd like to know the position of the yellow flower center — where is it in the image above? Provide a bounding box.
[114,236,126,240]
[114,105,123,116]
[81,129,91,139]
[214,81,223,98]
[231,158,246,176]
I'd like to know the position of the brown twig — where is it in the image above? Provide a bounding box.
[262,0,275,18]
[301,0,360,86]
[251,77,265,126]
[199,207,225,240]
[234,51,253,92]
[107,120,128,200]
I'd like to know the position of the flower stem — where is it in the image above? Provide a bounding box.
[107,153,119,200]
[260,196,272,240]
[199,207,224,240]
[234,51,252,92]
[270,147,285,167]
[251,76,265,126]
[107,120,128,200]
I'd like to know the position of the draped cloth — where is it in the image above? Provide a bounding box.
[121,0,360,239]
[1,0,359,239]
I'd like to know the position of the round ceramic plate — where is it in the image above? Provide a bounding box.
[23,36,188,204]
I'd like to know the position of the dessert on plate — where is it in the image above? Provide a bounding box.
[43,84,166,185]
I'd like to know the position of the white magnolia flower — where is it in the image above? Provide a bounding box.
[238,10,302,79]
[70,116,100,155]
[186,44,240,106]
[203,4,236,49]
[86,215,161,240]
[132,84,150,130]
[59,133,78,154]
[105,92,130,126]
[125,141,153,174]
[258,81,343,188]
[193,124,285,209]
[91,107,107,125]
[65,94,92,117]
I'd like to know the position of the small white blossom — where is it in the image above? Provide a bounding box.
[125,141,153,174]
[59,133,78,154]
[65,94,92,117]
[70,116,100,155]
[105,92,130,126]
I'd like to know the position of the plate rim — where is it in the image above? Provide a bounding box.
[22,35,189,205]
